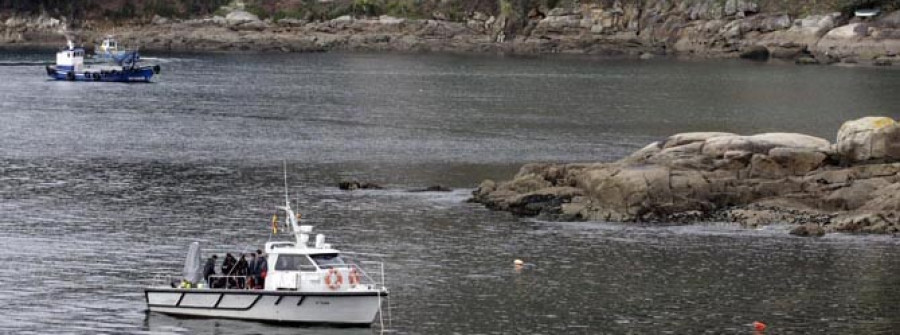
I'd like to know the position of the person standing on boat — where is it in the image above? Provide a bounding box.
[235,254,250,289]
[255,249,267,289]
[247,253,258,289]
[203,254,218,284]
[221,253,237,288]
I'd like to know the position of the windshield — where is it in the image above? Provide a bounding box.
[309,254,346,269]
[274,254,316,272]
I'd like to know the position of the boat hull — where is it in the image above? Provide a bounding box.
[145,288,385,325]
[46,65,159,82]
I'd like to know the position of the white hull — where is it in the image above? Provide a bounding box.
[145,288,384,325]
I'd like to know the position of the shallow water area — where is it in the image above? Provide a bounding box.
[2,51,900,334]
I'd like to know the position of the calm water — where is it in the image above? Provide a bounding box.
[2,51,900,334]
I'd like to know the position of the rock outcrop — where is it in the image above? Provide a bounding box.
[3,5,900,63]
[472,117,900,235]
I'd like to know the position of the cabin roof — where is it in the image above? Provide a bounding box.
[265,241,339,255]
[271,247,341,255]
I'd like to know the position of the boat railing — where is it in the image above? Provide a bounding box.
[207,275,261,289]
[328,257,386,290]
[337,259,391,330]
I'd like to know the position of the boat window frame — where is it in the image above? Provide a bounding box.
[272,254,318,272]
[309,253,347,269]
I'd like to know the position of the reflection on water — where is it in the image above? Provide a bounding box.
[1,51,900,334]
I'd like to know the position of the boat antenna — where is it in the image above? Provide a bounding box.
[278,161,304,246]
[283,160,290,209]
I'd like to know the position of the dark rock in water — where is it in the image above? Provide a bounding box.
[408,185,452,192]
[873,57,893,66]
[739,45,770,60]
[338,181,383,190]
[830,213,900,234]
[769,46,803,59]
[790,223,826,237]
[795,56,819,65]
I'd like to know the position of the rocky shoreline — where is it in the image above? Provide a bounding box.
[471,117,900,236]
[2,1,900,65]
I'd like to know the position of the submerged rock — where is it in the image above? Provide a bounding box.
[790,223,826,237]
[338,181,383,190]
[471,116,900,235]
[408,185,452,192]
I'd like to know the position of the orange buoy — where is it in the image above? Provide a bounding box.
[752,321,767,331]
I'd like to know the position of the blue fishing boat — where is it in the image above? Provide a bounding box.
[45,41,160,82]
[93,35,132,62]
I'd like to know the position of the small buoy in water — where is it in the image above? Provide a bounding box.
[752,321,767,331]
[514,259,537,272]
[514,259,524,272]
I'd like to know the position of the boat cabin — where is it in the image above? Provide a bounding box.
[56,47,85,73]
[263,226,373,292]
[98,37,120,54]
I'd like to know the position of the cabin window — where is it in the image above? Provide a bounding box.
[274,254,317,272]
[309,254,346,269]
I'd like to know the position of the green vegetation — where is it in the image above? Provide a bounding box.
[0,0,229,21]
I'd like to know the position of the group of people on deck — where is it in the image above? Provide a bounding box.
[203,249,268,289]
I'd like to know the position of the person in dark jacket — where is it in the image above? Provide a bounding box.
[221,253,237,288]
[235,254,250,289]
[255,249,267,289]
[247,253,258,289]
[203,255,218,285]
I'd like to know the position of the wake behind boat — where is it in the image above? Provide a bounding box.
[46,41,160,82]
[144,172,389,326]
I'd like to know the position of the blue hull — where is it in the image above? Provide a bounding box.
[46,66,159,83]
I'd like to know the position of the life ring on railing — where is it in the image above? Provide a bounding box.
[324,268,343,290]
[348,268,361,288]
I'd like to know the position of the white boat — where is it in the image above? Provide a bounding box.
[144,173,389,326]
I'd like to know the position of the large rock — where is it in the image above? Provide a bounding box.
[472,117,900,235]
[701,133,831,157]
[663,132,737,149]
[226,10,260,25]
[830,213,900,234]
[835,117,900,163]
[876,10,900,28]
[790,223,826,237]
[724,0,758,17]
[793,13,840,37]
[767,147,827,175]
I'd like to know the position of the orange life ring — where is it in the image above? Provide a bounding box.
[324,268,343,290]
[348,268,361,288]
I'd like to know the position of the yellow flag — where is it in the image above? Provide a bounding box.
[271,214,278,234]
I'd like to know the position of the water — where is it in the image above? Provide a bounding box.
[2,50,900,334]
